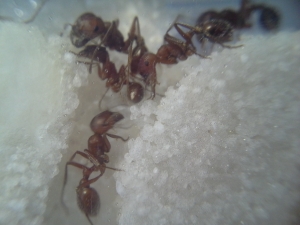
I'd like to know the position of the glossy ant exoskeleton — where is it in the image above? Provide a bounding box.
[60,110,128,225]
[70,14,147,103]
[196,0,280,32]
[69,13,144,53]
[251,4,280,31]
[196,0,254,30]
[74,42,145,104]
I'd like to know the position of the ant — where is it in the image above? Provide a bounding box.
[196,0,254,30]
[196,0,280,32]
[158,15,242,63]
[69,13,145,54]
[166,19,238,54]
[61,110,128,225]
[69,14,148,103]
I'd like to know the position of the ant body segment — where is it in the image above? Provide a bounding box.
[61,110,128,225]
[196,0,280,32]
[70,13,144,54]
[196,0,254,30]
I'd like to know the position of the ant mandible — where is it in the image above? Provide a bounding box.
[60,110,128,225]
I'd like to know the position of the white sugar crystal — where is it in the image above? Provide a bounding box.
[115,32,300,225]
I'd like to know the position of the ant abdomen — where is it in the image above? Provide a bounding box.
[259,6,280,31]
[76,187,100,217]
[127,82,144,103]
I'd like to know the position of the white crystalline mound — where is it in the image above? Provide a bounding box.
[115,32,300,225]
[0,22,87,225]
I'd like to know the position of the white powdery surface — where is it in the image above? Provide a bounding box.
[115,32,300,225]
[0,22,88,225]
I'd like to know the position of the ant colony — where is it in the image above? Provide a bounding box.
[59,0,280,224]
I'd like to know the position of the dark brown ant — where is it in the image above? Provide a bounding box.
[61,110,128,225]
[161,17,242,62]
[196,0,280,32]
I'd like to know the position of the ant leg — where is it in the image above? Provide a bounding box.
[165,30,210,59]
[68,150,89,163]
[85,213,94,225]
[98,87,109,109]
[105,165,123,171]
[173,23,196,48]
[165,14,182,35]
[218,42,243,49]
[123,17,139,52]
[106,133,129,142]
[60,159,89,213]
[77,170,104,189]
[173,23,213,58]
[101,134,111,153]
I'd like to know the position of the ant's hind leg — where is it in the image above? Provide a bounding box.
[60,159,89,213]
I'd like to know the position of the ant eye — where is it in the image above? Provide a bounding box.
[144,61,149,66]
[94,26,99,32]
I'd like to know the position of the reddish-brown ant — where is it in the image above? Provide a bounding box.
[69,13,144,53]
[61,110,128,225]
[69,13,148,103]
[75,42,145,104]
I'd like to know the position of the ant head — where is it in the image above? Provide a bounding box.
[71,13,106,44]
[90,111,124,134]
[76,186,100,216]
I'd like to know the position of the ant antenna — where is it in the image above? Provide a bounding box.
[98,87,109,109]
